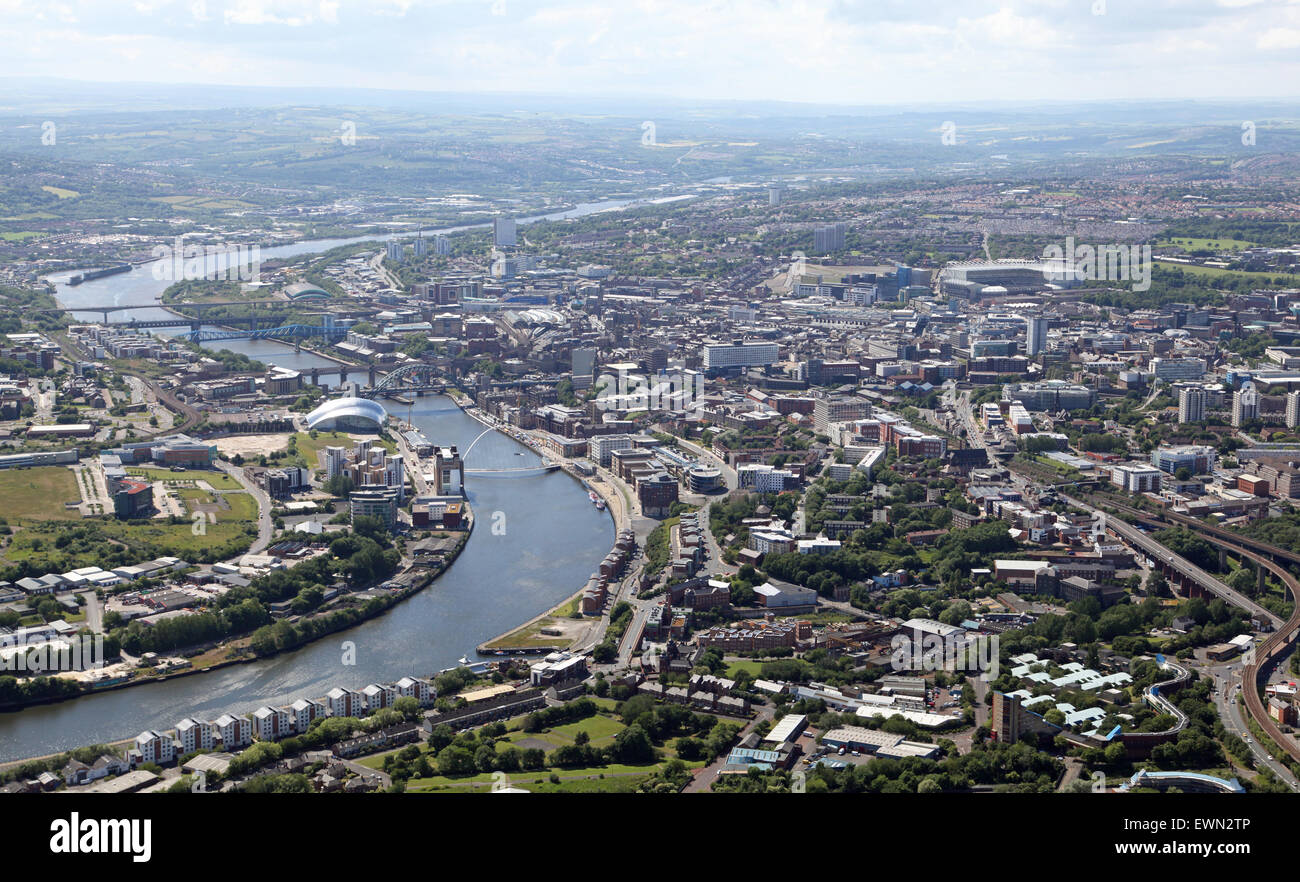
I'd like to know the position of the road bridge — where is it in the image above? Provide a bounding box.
[1076,494,1300,770]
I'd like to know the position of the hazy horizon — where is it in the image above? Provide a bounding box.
[2,0,1299,107]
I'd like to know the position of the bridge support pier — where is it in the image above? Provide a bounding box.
[1219,548,1228,570]
[311,367,320,386]
[369,364,377,386]
[1259,565,1267,594]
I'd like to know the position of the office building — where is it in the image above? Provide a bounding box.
[350,485,400,529]
[1150,445,1215,476]
[1149,357,1206,382]
[702,341,780,373]
[1110,464,1164,493]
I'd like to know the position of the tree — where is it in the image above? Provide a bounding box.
[1227,568,1256,595]
[437,745,476,777]
[609,724,655,764]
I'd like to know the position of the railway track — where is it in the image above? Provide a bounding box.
[1093,496,1300,770]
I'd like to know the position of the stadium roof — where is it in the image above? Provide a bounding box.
[305,396,386,431]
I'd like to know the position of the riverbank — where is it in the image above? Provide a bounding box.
[471,415,634,656]
[0,523,473,715]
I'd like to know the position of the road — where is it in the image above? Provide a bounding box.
[217,461,275,554]
[1061,493,1280,628]
[78,590,102,634]
[369,250,401,290]
[1202,658,1300,789]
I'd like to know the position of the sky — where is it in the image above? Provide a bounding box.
[1,0,1298,105]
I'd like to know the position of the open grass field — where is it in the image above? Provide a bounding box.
[1157,236,1257,251]
[125,467,243,490]
[499,713,628,752]
[1154,260,1300,282]
[0,466,82,521]
[724,660,765,679]
[178,489,257,521]
[99,517,255,557]
[404,765,657,793]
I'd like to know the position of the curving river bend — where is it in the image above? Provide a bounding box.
[0,213,624,762]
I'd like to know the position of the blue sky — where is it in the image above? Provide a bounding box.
[2,0,1298,104]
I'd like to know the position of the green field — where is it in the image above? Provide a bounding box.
[125,467,243,490]
[404,764,660,793]
[1154,260,1300,282]
[178,489,258,521]
[0,466,82,521]
[724,660,765,679]
[1157,236,1257,252]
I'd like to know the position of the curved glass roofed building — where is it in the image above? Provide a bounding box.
[305,397,386,432]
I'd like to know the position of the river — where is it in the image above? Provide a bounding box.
[0,205,642,762]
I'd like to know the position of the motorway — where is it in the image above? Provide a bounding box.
[1072,494,1300,781]
[1061,493,1281,628]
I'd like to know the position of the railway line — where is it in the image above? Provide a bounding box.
[1086,495,1300,771]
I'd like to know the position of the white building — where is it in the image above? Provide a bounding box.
[1232,382,1260,427]
[702,341,780,372]
[362,683,398,712]
[175,718,215,755]
[214,713,253,749]
[736,463,797,493]
[589,434,635,467]
[395,676,435,705]
[289,698,328,733]
[327,687,365,718]
[1178,385,1206,424]
[1110,463,1163,493]
[252,705,292,741]
[135,730,176,765]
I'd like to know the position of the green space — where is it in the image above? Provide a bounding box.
[1152,260,1300,282]
[0,466,82,521]
[1155,236,1256,252]
[124,467,243,490]
[403,764,665,793]
[481,590,585,650]
[177,489,258,522]
[724,660,764,679]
